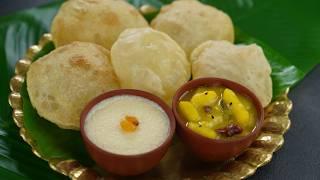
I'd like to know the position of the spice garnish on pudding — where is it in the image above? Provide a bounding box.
[120,115,139,132]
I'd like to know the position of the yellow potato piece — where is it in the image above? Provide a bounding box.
[191,90,217,107]
[178,101,200,122]
[238,95,252,110]
[222,88,249,126]
[188,122,217,139]
[194,87,207,94]
[200,121,214,128]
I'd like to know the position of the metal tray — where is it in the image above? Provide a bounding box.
[8,33,292,179]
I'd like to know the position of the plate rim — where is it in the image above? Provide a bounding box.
[8,33,293,180]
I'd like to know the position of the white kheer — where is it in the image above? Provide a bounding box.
[85,95,170,155]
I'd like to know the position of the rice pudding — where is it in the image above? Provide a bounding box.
[84,95,170,155]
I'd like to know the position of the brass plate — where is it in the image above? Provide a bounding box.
[8,33,292,180]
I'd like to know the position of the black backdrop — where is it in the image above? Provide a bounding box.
[1,0,320,179]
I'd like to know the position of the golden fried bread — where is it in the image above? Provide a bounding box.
[27,42,119,130]
[191,40,272,107]
[111,28,190,104]
[51,0,148,49]
[151,0,234,56]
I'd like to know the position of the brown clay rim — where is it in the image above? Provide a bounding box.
[80,89,176,159]
[172,77,264,143]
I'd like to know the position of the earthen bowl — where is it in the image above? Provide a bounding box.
[80,89,176,176]
[172,78,264,161]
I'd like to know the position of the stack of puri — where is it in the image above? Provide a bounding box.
[27,0,272,130]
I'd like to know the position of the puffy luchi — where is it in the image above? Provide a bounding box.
[191,41,272,107]
[51,0,148,49]
[27,42,119,130]
[111,28,191,104]
[151,0,234,56]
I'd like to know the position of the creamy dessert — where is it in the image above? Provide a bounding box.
[84,95,170,155]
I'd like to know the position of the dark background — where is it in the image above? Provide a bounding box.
[1,0,320,179]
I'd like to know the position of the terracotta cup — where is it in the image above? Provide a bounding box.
[80,89,176,176]
[172,78,264,161]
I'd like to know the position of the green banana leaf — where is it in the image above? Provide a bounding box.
[0,0,319,179]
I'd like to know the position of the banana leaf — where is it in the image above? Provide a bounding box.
[0,0,319,179]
